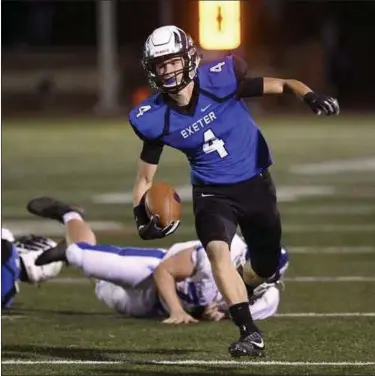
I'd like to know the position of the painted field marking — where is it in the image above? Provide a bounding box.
[46,276,375,284]
[274,312,375,318]
[290,158,375,175]
[91,185,335,204]
[4,312,375,320]
[283,276,375,282]
[289,246,375,254]
[2,359,375,366]
[1,220,124,237]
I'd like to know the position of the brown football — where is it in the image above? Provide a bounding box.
[145,181,182,228]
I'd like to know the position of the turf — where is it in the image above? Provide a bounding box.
[2,115,375,375]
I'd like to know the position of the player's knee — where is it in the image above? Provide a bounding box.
[95,281,126,313]
[66,243,84,268]
[205,240,231,265]
[251,246,281,279]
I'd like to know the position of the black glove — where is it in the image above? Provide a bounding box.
[133,200,180,240]
[303,92,340,115]
[138,215,180,240]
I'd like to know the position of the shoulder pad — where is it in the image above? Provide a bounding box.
[128,93,166,140]
[198,55,237,97]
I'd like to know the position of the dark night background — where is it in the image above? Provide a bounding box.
[2,0,375,113]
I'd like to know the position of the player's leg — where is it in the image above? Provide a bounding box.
[95,280,160,317]
[238,171,282,299]
[65,243,166,288]
[239,246,289,320]
[36,240,166,288]
[27,197,95,245]
[194,199,246,304]
[27,197,166,287]
[193,190,263,357]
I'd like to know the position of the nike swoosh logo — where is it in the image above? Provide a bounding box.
[251,338,265,349]
[201,105,211,112]
[201,193,214,197]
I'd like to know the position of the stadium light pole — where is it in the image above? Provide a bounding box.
[95,0,121,115]
[159,0,173,26]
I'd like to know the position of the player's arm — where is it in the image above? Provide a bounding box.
[133,159,158,207]
[132,128,163,207]
[153,247,198,324]
[233,55,340,115]
[131,127,179,240]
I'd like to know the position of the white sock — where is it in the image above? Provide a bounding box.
[63,211,83,224]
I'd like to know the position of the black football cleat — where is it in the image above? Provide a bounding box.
[27,197,84,223]
[228,331,265,358]
[35,240,67,266]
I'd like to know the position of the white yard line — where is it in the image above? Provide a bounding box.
[274,312,375,317]
[283,224,375,232]
[283,276,375,282]
[91,185,336,204]
[4,312,375,322]
[4,312,375,320]
[282,205,375,215]
[2,359,375,366]
[1,220,124,237]
[289,246,375,254]
[290,158,375,175]
[47,276,375,284]
[6,221,375,237]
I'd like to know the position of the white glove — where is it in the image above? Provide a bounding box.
[14,235,57,254]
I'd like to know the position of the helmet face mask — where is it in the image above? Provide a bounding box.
[142,26,201,94]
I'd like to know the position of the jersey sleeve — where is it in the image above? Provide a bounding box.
[130,120,164,165]
[232,55,249,83]
[140,140,164,165]
[232,55,264,98]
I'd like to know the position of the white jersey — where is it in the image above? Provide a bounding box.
[91,236,245,316]
[87,236,284,319]
[66,242,167,317]
[161,234,247,313]
[95,278,162,317]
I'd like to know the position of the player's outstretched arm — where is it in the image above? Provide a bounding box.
[132,160,171,240]
[133,159,157,207]
[233,55,339,115]
[263,77,340,115]
[153,247,199,324]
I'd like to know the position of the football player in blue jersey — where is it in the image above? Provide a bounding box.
[1,228,63,308]
[129,25,339,357]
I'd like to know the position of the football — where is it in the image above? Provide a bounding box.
[144,181,182,228]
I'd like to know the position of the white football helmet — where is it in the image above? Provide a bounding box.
[142,25,201,93]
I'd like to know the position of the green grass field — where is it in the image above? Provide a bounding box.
[2,116,375,375]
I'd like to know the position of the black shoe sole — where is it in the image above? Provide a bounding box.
[229,347,265,358]
[27,197,83,222]
[35,240,67,266]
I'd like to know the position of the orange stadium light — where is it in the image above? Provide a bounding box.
[198,1,241,50]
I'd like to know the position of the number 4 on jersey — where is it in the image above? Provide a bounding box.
[136,105,151,118]
[210,62,225,72]
[203,129,228,158]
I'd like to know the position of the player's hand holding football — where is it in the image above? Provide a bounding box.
[162,309,199,324]
[138,215,180,240]
[303,92,340,115]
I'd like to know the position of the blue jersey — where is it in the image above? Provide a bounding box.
[129,55,272,185]
[2,241,20,308]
